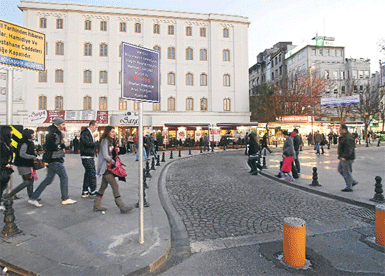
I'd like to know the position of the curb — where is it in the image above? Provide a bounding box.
[0,258,37,276]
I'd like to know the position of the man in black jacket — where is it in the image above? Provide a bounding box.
[80,120,98,197]
[338,124,358,192]
[29,118,76,207]
[292,129,301,174]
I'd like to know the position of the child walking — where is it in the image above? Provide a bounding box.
[279,153,295,181]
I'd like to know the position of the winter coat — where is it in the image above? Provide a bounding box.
[338,132,355,160]
[79,128,97,157]
[281,156,294,173]
[44,124,66,163]
[14,139,36,168]
[282,137,296,159]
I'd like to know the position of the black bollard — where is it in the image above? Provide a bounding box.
[146,160,150,171]
[262,155,268,169]
[178,149,181,157]
[151,157,156,170]
[143,169,149,189]
[170,150,174,159]
[189,147,192,155]
[309,167,321,186]
[161,152,165,162]
[1,199,22,238]
[145,161,152,178]
[156,155,161,166]
[370,176,385,203]
[378,140,380,147]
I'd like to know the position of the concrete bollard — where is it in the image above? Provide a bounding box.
[283,217,306,268]
[375,204,385,247]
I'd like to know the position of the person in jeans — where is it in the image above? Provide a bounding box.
[338,124,358,192]
[29,118,76,207]
[292,129,301,174]
[93,126,132,214]
[80,120,98,198]
[247,133,261,175]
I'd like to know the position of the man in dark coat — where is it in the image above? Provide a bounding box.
[80,120,98,197]
[338,124,358,192]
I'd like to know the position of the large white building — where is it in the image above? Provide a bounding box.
[9,1,251,142]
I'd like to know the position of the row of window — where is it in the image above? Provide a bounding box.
[38,70,232,87]
[39,18,230,38]
[325,85,367,94]
[52,42,231,61]
[37,95,232,112]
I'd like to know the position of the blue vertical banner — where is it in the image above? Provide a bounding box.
[121,42,160,102]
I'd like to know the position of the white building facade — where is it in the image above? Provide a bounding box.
[13,1,251,142]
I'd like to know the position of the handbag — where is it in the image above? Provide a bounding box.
[33,159,46,170]
[108,148,127,177]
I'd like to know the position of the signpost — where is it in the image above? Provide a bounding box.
[121,42,159,244]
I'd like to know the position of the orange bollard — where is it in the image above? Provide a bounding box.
[375,204,385,246]
[283,217,306,267]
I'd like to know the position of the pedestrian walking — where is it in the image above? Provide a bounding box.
[279,131,295,181]
[72,135,80,154]
[247,133,261,175]
[127,134,134,153]
[93,126,132,213]
[338,124,358,192]
[0,126,14,211]
[261,133,272,153]
[292,128,301,174]
[314,131,324,155]
[203,133,209,151]
[244,132,249,155]
[147,133,157,158]
[29,118,77,207]
[6,129,38,201]
[79,120,98,198]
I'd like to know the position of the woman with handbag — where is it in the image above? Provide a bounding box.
[0,126,14,211]
[94,126,132,214]
[7,129,39,201]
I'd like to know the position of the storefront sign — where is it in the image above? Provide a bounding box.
[321,95,360,107]
[277,115,313,123]
[0,19,45,71]
[28,110,108,124]
[121,42,159,103]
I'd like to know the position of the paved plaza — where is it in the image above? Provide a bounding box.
[0,145,384,275]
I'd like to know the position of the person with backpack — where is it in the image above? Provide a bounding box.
[29,118,77,207]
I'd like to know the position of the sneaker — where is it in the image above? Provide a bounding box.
[289,179,295,182]
[279,178,285,181]
[89,191,97,198]
[62,198,77,205]
[28,199,42,207]
[81,191,89,198]
[341,188,353,192]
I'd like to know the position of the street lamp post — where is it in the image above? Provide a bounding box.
[310,65,315,145]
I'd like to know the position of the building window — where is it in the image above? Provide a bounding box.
[167,97,175,111]
[153,46,161,58]
[84,70,92,83]
[340,71,345,79]
[186,97,194,111]
[341,86,345,93]
[352,70,358,79]
[324,70,329,79]
[56,42,64,55]
[365,70,370,79]
[56,19,63,29]
[119,22,126,32]
[223,28,229,38]
[168,25,174,35]
[99,71,108,83]
[83,96,92,110]
[38,71,47,82]
[186,47,193,60]
[333,71,338,79]
[40,18,47,28]
[135,23,141,33]
[200,49,207,61]
[99,97,107,110]
[360,85,364,91]
[153,24,160,34]
[100,21,107,31]
[354,85,358,93]
[186,73,193,86]
[38,95,47,110]
[200,27,206,37]
[223,74,230,86]
[153,103,161,111]
[119,98,127,110]
[55,96,63,110]
[85,20,91,30]
[200,98,207,111]
[55,70,63,83]
[84,43,92,56]
[167,73,175,85]
[200,73,207,86]
[186,26,192,36]
[223,98,231,111]
[167,47,175,59]
[359,70,364,79]
[134,101,139,111]
[100,43,108,56]
[223,49,230,61]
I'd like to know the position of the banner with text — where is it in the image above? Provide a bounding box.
[121,42,160,103]
[0,19,45,71]
[28,110,108,124]
[321,95,360,107]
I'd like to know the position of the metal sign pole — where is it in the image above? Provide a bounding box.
[138,102,144,244]
[6,68,13,193]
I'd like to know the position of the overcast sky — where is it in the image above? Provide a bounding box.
[1,0,384,72]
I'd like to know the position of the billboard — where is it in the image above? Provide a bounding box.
[121,42,160,103]
[321,95,360,107]
[0,19,45,71]
[28,110,108,124]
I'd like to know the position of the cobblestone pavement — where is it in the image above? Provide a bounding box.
[166,151,370,243]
